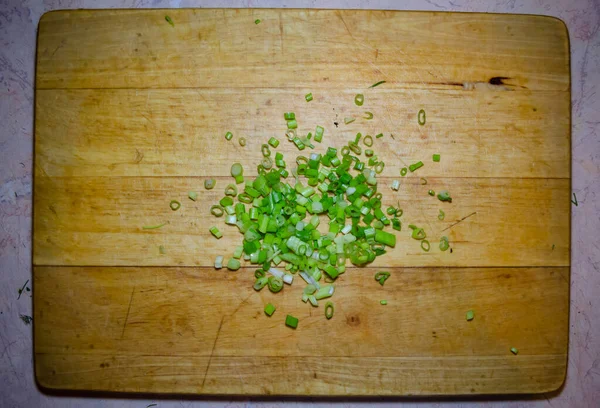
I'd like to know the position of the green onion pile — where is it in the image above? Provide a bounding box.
[147,90,455,326]
[212,112,401,308]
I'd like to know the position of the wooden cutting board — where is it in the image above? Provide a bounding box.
[33,9,571,396]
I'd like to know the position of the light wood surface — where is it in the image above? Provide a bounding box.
[33,9,570,395]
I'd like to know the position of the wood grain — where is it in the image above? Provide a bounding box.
[33,9,570,395]
[35,265,568,394]
[36,9,569,91]
[35,88,570,178]
[33,175,569,267]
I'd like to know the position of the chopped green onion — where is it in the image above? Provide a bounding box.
[239,137,246,146]
[421,239,430,252]
[409,161,424,172]
[268,137,279,148]
[285,314,299,329]
[363,135,373,147]
[308,295,318,307]
[227,258,241,270]
[268,276,283,293]
[437,190,452,203]
[363,112,373,120]
[391,180,400,191]
[287,119,298,129]
[209,226,223,239]
[374,271,390,286]
[354,94,364,106]
[428,189,435,196]
[224,184,238,196]
[205,178,216,189]
[210,205,224,217]
[421,178,427,185]
[225,131,233,141]
[305,93,313,102]
[418,109,426,125]
[188,191,198,201]
[284,112,295,121]
[325,301,334,319]
[165,15,174,27]
[214,255,224,269]
[466,310,474,321]
[510,347,519,355]
[433,154,441,162]
[169,200,181,211]
[380,300,387,305]
[400,167,408,177]
[344,117,355,124]
[231,163,244,184]
[143,222,166,230]
[369,80,386,88]
[255,19,261,24]
[254,276,269,290]
[439,236,450,251]
[410,226,426,240]
[264,303,276,316]
[375,230,396,247]
[438,210,445,220]
[375,133,384,138]
[261,144,271,157]
[314,126,324,143]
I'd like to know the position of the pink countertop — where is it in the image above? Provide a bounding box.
[1,0,599,407]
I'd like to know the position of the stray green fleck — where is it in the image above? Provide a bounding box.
[369,80,386,88]
[552,244,555,251]
[225,131,233,141]
[420,239,430,252]
[418,109,426,125]
[325,301,334,319]
[188,191,198,201]
[354,94,364,106]
[571,193,578,206]
[17,279,30,299]
[437,190,452,203]
[409,161,424,172]
[20,314,33,325]
[380,300,387,305]
[143,222,167,230]
[264,303,276,316]
[165,15,174,27]
[433,154,440,162]
[204,178,216,189]
[400,167,408,177]
[439,236,450,251]
[255,19,261,24]
[147,405,157,408]
[438,210,445,220]
[374,271,390,286]
[169,200,181,211]
[375,133,384,138]
[285,314,299,329]
[428,189,435,196]
[344,117,356,125]
[363,111,374,120]
[159,245,166,254]
[510,347,519,355]
[466,310,475,321]
[305,93,313,102]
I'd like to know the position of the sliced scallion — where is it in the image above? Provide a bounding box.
[439,236,450,251]
[143,222,166,230]
[354,93,364,106]
[418,109,426,125]
[169,200,181,211]
[188,191,198,201]
[369,80,386,88]
[209,226,223,239]
[305,93,313,102]
[325,301,334,319]
[204,178,216,189]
